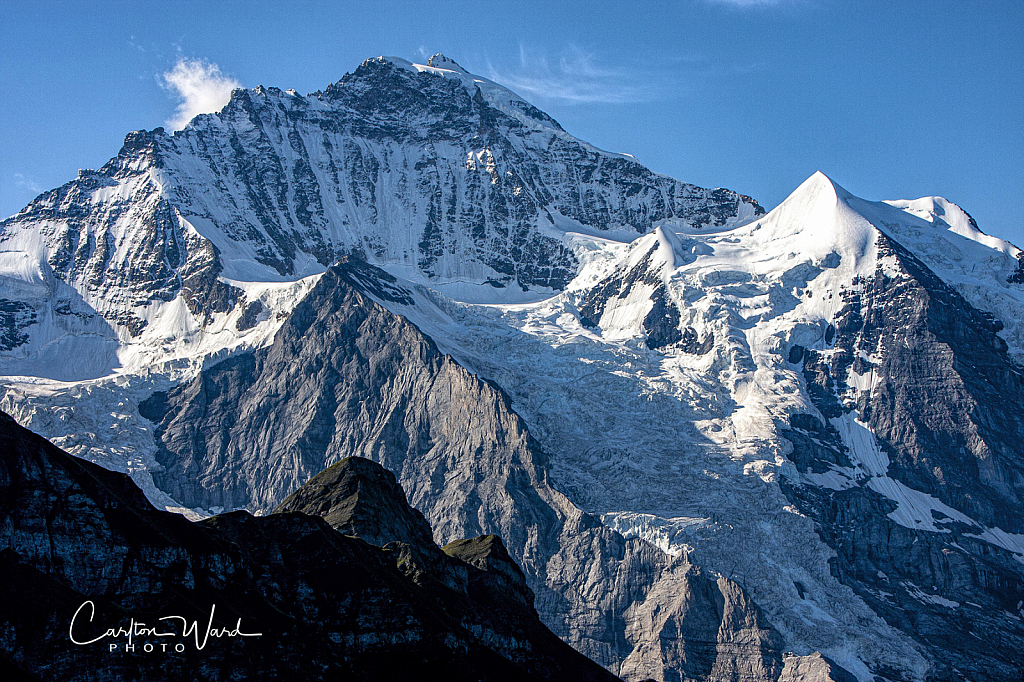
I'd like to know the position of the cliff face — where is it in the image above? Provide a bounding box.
[141,259,845,681]
[780,231,1024,681]
[0,55,759,382]
[0,410,621,681]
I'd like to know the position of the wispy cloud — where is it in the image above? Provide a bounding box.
[703,0,809,7]
[484,46,658,105]
[13,173,43,195]
[162,58,241,131]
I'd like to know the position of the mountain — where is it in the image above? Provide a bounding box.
[1,54,1023,682]
[0,54,760,382]
[139,258,808,681]
[0,410,620,681]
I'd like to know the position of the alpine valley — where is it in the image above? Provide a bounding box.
[0,55,1021,682]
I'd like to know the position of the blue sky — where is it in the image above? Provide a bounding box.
[2,0,1022,245]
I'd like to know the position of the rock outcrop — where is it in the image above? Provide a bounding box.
[781,232,1024,681]
[274,456,617,679]
[0,410,619,681]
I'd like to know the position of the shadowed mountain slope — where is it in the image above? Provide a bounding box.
[0,410,619,681]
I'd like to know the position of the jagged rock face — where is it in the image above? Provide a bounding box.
[0,411,621,681]
[143,259,817,681]
[0,299,36,351]
[780,232,1024,681]
[618,573,785,681]
[141,259,552,525]
[0,55,761,379]
[858,236,1024,532]
[2,160,242,334]
[172,55,759,286]
[273,454,438,550]
[778,654,857,682]
[443,534,536,611]
[274,456,619,681]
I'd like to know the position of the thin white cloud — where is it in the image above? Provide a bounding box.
[162,58,241,131]
[485,46,657,105]
[704,0,807,7]
[13,173,43,194]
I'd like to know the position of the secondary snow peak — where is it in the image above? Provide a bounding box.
[745,171,876,267]
[426,53,468,73]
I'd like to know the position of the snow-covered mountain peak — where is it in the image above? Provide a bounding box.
[0,53,762,381]
[373,53,568,135]
[880,194,1021,259]
[650,226,690,274]
[425,53,468,73]
[561,172,885,353]
[732,171,876,275]
[766,170,854,222]
[599,226,688,283]
[750,172,1021,283]
[562,169,1024,370]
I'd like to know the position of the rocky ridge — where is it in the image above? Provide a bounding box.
[0,54,760,381]
[0,410,620,681]
[142,258,838,681]
[779,229,1024,680]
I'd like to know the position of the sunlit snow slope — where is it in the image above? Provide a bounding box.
[0,54,758,383]
[362,172,1024,680]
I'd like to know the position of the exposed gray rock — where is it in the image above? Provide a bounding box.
[274,454,438,550]
[778,653,857,682]
[444,534,536,611]
[0,410,621,681]
[859,236,1024,532]
[274,456,620,679]
[273,455,621,681]
[0,299,36,350]
[144,259,794,680]
[781,233,1024,681]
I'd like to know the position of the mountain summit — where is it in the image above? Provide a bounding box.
[0,54,761,380]
[425,53,469,72]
